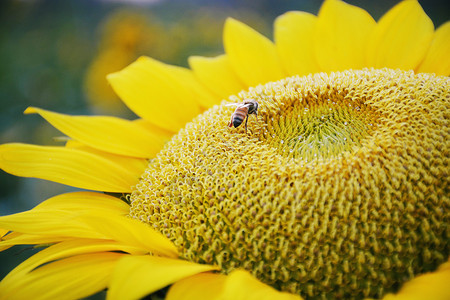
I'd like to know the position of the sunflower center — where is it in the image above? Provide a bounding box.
[261,95,377,160]
[130,69,449,299]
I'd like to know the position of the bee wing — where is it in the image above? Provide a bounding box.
[225,103,252,108]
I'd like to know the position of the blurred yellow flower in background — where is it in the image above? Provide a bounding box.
[0,0,449,299]
[84,9,168,114]
[84,8,267,115]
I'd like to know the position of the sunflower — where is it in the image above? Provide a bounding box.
[1,0,449,299]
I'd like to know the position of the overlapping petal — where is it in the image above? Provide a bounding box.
[107,256,219,300]
[166,64,219,109]
[189,55,245,100]
[25,107,167,158]
[32,192,129,214]
[166,270,302,300]
[417,21,450,75]
[77,212,178,258]
[274,12,319,76]
[0,252,123,300]
[366,0,434,70]
[0,143,145,192]
[224,18,285,87]
[0,211,177,258]
[222,270,302,300]
[382,259,450,300]
[0,233,71,249]
[1,240,140,288]
[314,0,375,71]
[166,272,227,300]
[107,57,202,132]
[0,209,104,239]
[63,139,149,176]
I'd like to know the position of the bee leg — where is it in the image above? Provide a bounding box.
[254,112,260,125]
[244,115,249,133]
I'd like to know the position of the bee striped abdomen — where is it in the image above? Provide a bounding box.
[230,107,249,128]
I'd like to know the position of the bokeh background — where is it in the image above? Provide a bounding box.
[0,0,448,289]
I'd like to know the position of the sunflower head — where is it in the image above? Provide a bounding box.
[131,68,449,298]
[1,0,450,299]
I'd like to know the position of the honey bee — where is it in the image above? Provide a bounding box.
[226,99,259,133]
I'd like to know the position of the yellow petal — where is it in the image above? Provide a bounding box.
[224,18,285,87]
[0,209,176,257]
[77,213,178,258]
[0,230,15,251]
[0,233,71,249]
[417,21,450,75]
[314,0,376,71]
[0,143,144,192]
[188,55,245,100]
[0,193,129,241]
[0,209,101,239]
[222,270,302,300]
[0,246,12,252]
[167,64,219,109]
[366,0,434,70]
[33,192,129,215]
[167,270,302,300]
[0,229,8,238]
[0,252,123,300]
[64,139,148,176]
[25,107,167,158]
[1,239,142,288]
[133,118,174,141]
[107,56,201,132]
[382,259,450,300]
[274,11,321,76]
[0,204,175,258]
[1,239,148,285]
[107,256,219,300]
[166,272,226,300]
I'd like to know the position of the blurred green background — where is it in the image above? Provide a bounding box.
[0,0,448,285]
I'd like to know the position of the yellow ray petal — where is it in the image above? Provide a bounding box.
[382,259,450,300]
[107,56,201,132]
[107,256,219,300]
[417,21,450,75]
[167,64,219,109]
[168,270,301,300]
[0,233,70,249]
[0,143,144,192]
[222,270,302,300]
[0,230,14,251]
[133,118,174,141]
[166,272,226,300]
[33,192,129,215]
[0,209,177,257]
[2,239,144,288]
[0,244,12,252]
[188,55,245,100]
[0,252,123,300]
[64,139,148,176]
[274,11,320,76]
[366,0,434,70]
[223,18,285,87]
[77,213,178,258]
[0,229,8,238]
[24,107,167,158]
[314,0,375,71]
[0,209,102,239]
